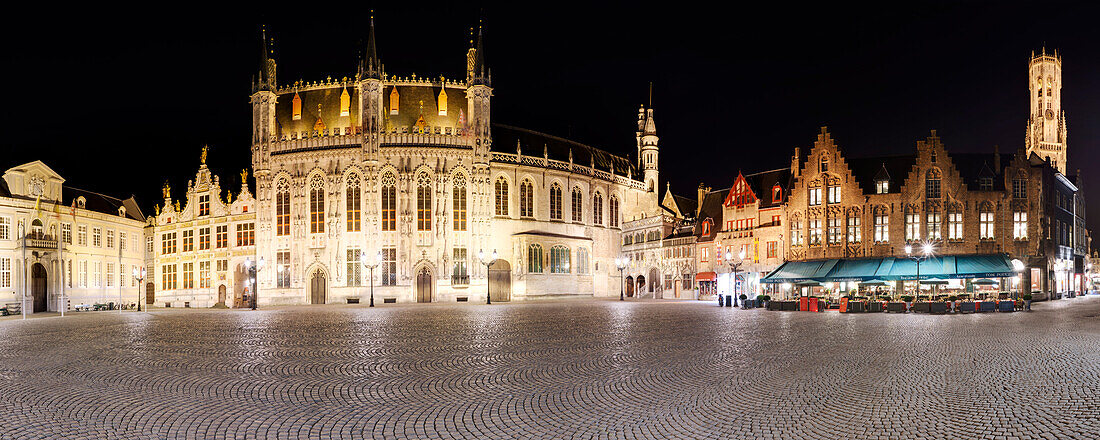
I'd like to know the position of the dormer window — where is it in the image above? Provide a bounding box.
[875,180,889,194]
[76,196,86,209]
[389,87,400,115]
[772,185,782,203]
[118,206,126,217]
[701,219,711,236]
[339,87,350,117]
[979,177,993,191]
[437,87,448,116]
[291,92,302,120]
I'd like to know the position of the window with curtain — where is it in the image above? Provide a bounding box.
[827,216,842,244]
[550,245,571,273]
[527,244,543,273]
[809,218,822,245]
[346,173,360,232]
[310,176,325,234]
[495,177,509,216]
[520,180,534,218]
[381,172,396,231]
[847,215,861,243]
[874,209,889,243]
[550,183,562,220]
[790,219,803,246]
[571,187,583,222]
[905,209,920,241]
[453,175,467,231]
[417,173,431,231]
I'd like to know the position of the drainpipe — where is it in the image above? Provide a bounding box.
[20,222,26,320]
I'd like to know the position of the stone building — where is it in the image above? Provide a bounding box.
[710,169,791,300]
[620,184,695,299]
[0,161,145,313]
[693,185,728,299]
[245,21,659,305]
[146,149,257,308]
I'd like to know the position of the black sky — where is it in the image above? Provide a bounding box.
[4,2,1099,238]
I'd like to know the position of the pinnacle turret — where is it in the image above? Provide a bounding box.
[360,13,383,80]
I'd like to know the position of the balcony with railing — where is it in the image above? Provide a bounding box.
[24,233,58,249]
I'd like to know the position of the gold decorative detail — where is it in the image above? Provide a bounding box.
[240,169,249,183]
[200,145,208,164]
[163,181,171,199]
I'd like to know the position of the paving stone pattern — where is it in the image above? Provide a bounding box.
[1,297,1099,439]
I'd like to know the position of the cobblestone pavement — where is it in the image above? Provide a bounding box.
[1,297,1099,440]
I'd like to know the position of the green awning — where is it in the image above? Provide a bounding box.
[828,259,886,282]
[762,254,1015,283]
[955,255,1014,278]
[761,259,838,283]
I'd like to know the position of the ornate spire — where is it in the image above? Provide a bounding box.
[470,20,489,86]
[360,12,382,80]
[254,25,277,92]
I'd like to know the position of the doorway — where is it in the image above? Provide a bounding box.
[32,263,47,313]
[146,282,155,304]
[416,267,432,303]
[488,260,512,302]
[625,276,634,297]
[310,270,326,304]
[217,285,226,304]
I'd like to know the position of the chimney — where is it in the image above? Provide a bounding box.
[696,183,708,218]
[993,145,1001,173]
[791,147,801,177]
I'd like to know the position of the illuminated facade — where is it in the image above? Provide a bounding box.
[242,21,659,305]
[1025,48,1067,174]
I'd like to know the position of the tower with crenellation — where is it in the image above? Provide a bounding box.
[1025,48,1067,174]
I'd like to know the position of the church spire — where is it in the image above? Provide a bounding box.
[360,12,382,80]
[254,25,277,92]
[470,21,489,86]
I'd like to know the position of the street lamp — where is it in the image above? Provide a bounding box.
[478,249,497,305]
[1011,258,1025,299]
[244,256,264,310]
[615,256,629,300]
[723,249,747,307]
[904,242,934,302]
[133,266,145,311]
[361,250,382,307]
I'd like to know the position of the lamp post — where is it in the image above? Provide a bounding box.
[244,256,264,310]
[1011,258,1025,300]
[478,249,497,305]
[615,256,629,300]
[904,242,934,302]
[361,250,382,307]
[133,266,145,312]
[19,222,25,320]
[724,249,746,307]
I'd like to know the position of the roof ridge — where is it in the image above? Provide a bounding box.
[65,186,128,203]
[492,123,630,162]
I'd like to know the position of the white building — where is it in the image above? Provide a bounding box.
[0,161,145,313]
[239,21,660,305]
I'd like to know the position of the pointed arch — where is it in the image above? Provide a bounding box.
[452,170,467,231]
[520,179,534,218]
[381,170,397,231]
[309,174,325,234]
[345,170,361,232]
[592,191,604,226]
[416,171,432,231]
[495,176,510,216]
[571,186,583,222]
[549,183,563,220]
[274,175,291,236]
[609,194,620,228]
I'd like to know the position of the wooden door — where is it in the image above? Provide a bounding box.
[146,282,155,304]
[217,285,226,304]
[625,276,634,297]
[416,268,432,303]
[488,260,511,302]
[32,264,47,313]
[311,271,326,304]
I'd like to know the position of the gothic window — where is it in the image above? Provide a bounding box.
[609,195,620,228]
[571,187,583,222]
[292,92,302,120]
[389,87,399,115]
[593,192,603,225]
[417,173,432,231]
[979,203,995,239]
[520,180,534,218]
[1013,211,1028,240]
[340,87,350,117]
[577,247,590,274]
[453,175,467,231]
[382,172,396,231]
[276,178,290,236]
[819,155,829,173]
[847,214,861,243]
[947,205,963,241]
[549,183,563,220]
[550,245,571,274]
[527,244,544,273]
[927,205,941,240]
[905,208,920,242]
[925,169,941,199]
[873,208,889,243]
[346,173,361,232]
[310,176,325,234]
[495,177,509,216]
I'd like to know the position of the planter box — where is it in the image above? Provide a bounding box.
[929,302,948,314]
[887,302,907,313]
[782,301,799,311]
[959,301,975,313]
[868,302,884,313]
[912,302,931,313]
[977,301,996,313]
[998,300,1015,312]
[846,301,865,313]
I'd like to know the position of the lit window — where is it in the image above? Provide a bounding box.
[310,176,325,234]
[277,251,291,288]
[389,87,399,115]
[236,223,255,246]
[199,261,210,289]
[340,87,350,117]
[495,177,509,216]
[905,211,920,242]
[979,204,995,239]
[382,173,396,231]
[199,194,210,216]
[550,246,571,273]
[437,87,447,116]
[528,244,544,273]
[847,215,861,243]
[199,227,210,250]
[292,92,302,120]
[182,230,193,252]
[182,262,194,289]
[874,210,889,243]
[827,217,842,245]
[216,225,228,248]
[790,219,803,246]
[346,173,361,232]
[827,185,840,204]
[417,173,432,231]
[875,180,889,194]
[1013,211,1027,240]
[276,178,290,236]
[453,175,467,231]
[452,248,467,284]
[809,187,822,206]
[809,219,822,245]
[927,206,941,240]
[947,206,963,240]
[520,180,534,218]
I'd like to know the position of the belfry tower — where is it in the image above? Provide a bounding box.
[1025,48,1067,174]
[636,103,658,193]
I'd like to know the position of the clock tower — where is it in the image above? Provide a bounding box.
[1025,48,1067,174]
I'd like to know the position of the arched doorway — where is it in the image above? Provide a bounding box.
[488,260,511,302]
[636,275,646,297]
[146,282,155,305]
[649,268,661,298]
[32,263,47,313]
[625,276,635,297]
[310,270,326,304]
[416,267,432,303]
[217,285,226,304]
[234,264,249,307]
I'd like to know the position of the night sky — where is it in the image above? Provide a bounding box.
[5,3,1099,239]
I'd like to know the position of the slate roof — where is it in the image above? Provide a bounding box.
[64,187,145,222]
[492,124,639,179]
[695,187,729,242]
[846,155,918,195]
[742,168,792,208]
[0,179,9,198]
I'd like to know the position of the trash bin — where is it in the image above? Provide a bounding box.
[725,295,733,307]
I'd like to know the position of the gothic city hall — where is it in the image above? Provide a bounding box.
[146,21,660,307]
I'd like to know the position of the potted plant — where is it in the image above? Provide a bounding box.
[900,295,914,312]
[758,295,771,309]
[739,293,748,308]
[947,295,959,313]
[1023,294,1033,311]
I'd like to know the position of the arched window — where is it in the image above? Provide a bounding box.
[275,178,290,236]
[550,245,571,274]
[702,219,711,236]
[925,169,941,199]
[819,155,829,173]
[309,175,325,234]
[495,177,509,216]
[550,183,563,220]
[417,173,432,231]
[772,185,782,203]
[592,192,603,225]
[346,172,360,232]
[609,195,620,228]
[979,203,995,239]
[381,172,396,231]
[520,180,534,218]
[577,248,590,274]
[571,187,583,222]
[453,174,467,231]
[527,244,543,273]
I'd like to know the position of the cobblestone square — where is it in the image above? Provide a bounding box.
[1,297,1098,439]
